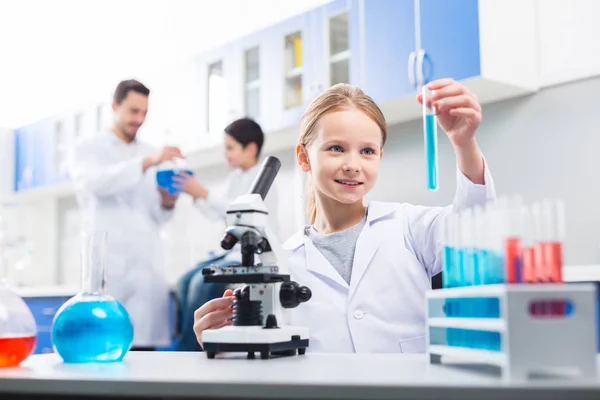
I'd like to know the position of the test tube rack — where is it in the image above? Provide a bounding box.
[426,283,598,381]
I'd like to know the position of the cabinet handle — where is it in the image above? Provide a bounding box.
[415,49,426,89]
[408,51,417,90]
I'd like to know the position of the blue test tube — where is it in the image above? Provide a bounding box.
[442,212,459,289]
[459,209,475,348]
[422,85,438,192]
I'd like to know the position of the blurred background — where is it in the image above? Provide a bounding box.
[0,0,599,292]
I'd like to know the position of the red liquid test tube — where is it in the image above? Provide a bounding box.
[541,199,565,284]
[520,205,536,284]
[542,199,566,316]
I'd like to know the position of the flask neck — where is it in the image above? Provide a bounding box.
[80,232,108,296]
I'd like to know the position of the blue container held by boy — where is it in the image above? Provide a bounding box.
[156,157,193,195]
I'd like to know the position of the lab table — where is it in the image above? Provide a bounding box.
[1,352,599,400]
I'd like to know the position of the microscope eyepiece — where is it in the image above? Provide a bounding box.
[249,156,281,200]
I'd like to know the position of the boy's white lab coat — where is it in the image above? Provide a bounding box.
[68,131,172,348]
[283,163,496,353]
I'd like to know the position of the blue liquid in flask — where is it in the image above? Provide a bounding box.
[156,169,193,195]
[52,298,134,363]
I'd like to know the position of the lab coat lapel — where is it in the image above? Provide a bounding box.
[348,222,380,299]
[305,239,349,290]
[348,202,398,299]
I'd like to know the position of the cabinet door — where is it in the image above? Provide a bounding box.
[304,7,327,103]
[363,0,416,103]
[419,0,481,85]
[310,0,360,93]
[200,44,237,148]
[34,118,57,187]
[536,0,600,87]
[14,127,31,191]
[262,12,310,131]
[237,31,264,127]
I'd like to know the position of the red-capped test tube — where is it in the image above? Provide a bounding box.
[520,206,537,284]
[504,196,523,284]
[541,199,565,283]
[531,202,547,283]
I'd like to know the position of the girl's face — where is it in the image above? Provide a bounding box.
[299,107,384,206]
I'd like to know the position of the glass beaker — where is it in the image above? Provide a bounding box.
[51,232,134,363]
[0,217,37,368]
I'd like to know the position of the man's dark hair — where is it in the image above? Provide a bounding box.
[224,118,265,158]
[113,79,150,105]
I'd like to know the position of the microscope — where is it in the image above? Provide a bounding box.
[201,156,312,359]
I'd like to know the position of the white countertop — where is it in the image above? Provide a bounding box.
[0,352,598,399]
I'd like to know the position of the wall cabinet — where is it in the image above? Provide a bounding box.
[16,0,600,196]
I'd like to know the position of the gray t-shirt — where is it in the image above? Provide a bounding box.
[305,213,367,285]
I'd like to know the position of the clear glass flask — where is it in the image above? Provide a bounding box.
[51,232,134,363]
[0,217,37,368]
[422,85,438,192]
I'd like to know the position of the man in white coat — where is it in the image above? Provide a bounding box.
[68,79,182,350]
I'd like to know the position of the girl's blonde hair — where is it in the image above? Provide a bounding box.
[299,83,388,225]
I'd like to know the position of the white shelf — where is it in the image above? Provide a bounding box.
[429,345,507,366]
[428,318,506,332]
[563,265,600,283]
[426,282,595,299]
[245,80,261,90]
[4,180,75,204]
[329,49,350,64]
[285,66,303,79]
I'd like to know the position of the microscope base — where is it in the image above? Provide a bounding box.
[202,325,309,359]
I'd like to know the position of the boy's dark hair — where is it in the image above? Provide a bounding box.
[113,79,150,105]
[224,118,264,158]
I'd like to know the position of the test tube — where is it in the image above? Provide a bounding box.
[422,85,438,192]
[459,208,475,289]
[472,205,485,287]
[531,202,546,283]
[442,212,459,289]
[505,196,524,284]
[520,205,537,284]
[471,205,487,350]
[486,200,506,285]
[541,199,565,283]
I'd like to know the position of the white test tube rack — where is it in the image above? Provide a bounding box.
[426,283,598,381]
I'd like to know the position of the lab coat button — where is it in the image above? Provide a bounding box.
[353,310,363,320]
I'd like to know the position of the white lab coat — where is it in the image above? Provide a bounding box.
[193,161,281,260]
[68,130,172,348]
[282,162,496,353]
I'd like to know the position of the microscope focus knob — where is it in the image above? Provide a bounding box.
[280,282,312,308]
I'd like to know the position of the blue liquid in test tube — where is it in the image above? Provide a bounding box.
[422,85,438,192]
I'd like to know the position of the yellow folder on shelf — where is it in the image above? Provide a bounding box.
[293,36,303,67]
